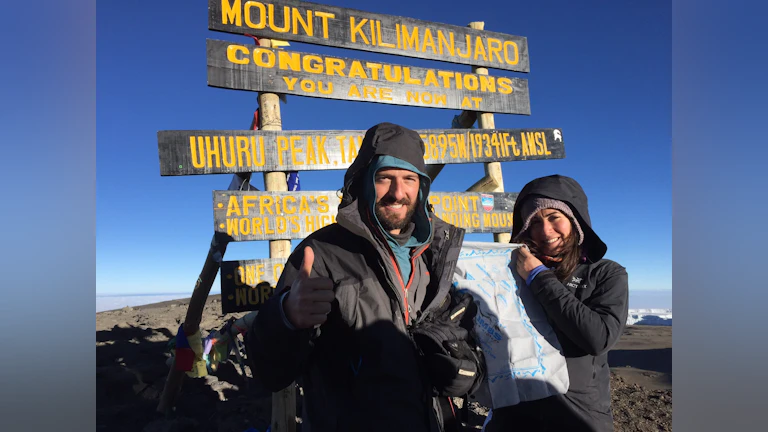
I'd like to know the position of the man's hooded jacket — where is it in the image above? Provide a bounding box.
[246,123,479,432]
[489,175,629,432]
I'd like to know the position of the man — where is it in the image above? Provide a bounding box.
[246,123,484,432]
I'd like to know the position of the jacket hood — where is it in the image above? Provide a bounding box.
[511,175,608,262]
[340,122,428,209]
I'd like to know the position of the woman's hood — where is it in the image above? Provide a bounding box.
[511,175,608,262]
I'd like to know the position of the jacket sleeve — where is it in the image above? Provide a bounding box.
[527,262,628,356]
[245,243,318,392]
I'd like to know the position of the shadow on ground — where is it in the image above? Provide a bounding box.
[97,324,284,432]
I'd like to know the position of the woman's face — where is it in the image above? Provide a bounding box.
[528,208,573,256]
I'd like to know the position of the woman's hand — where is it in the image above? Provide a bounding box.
[516,245,544,281]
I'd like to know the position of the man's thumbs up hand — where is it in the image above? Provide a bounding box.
[283,246,335,329]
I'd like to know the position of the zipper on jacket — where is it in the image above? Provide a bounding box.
[387,243,428,325]
[365,210,425,325]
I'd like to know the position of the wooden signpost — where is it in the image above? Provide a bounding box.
[220,258,286,313]
[158,128,564,175]
[212,190,517,242]
[157,2,566,432]
[207,39,530,114]
[208,0,529,72]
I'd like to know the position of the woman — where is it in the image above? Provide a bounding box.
[484,175,629,432]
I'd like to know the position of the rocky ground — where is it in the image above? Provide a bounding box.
[97,296,671,431]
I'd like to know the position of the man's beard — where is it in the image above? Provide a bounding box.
[375,198,418,232]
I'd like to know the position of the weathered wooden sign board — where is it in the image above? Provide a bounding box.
[158,128,565,175]
[207,39,530,114]
[208,0,529,72]
[213,190,517,242]
[220,258,286,313]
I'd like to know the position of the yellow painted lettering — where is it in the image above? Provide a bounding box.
[251,137,265,166]
[421,28,436,54]
[318,81,333,94]
[317,196,329,212]
[479,75,496,92]
[236,137,251,167]
[300,79,316,93]
[325,58,346,76]
[259,196,274,215]
[423,70,439,87]
[463,74,478,91]
[377,21,395,48]
[350,17,370,44]
[437,71,454,88]
[526,132,536,155]
[267,4,290,33]
[503,41,519,65]
[244,1,266,29]
[348,61,368,79]
[291,8,313,36]
[473,36,488,61]
[290,136,303,165]
[278,50,301,71]
[226,218,239,236]
[222,0,242,26]
[303,55,323,74]
[289,216,301,233]
[206,137,220,168]
[491,133,501,157]
[497,77,513,94]
[403,67,421,85]
[242,196,257,216]
[366,62,382,80]
[457,34,472,58]
[369,19,376,46]
[437,30,455,56]
[251,218,267,235]
[252,48,275,67]
[282,76,298,90]
[383,65,402,82]
[191,137,205,168]
[347,84,361,98]
[457,134,467,158]
[283,196,296,214]
[227,45,249,64]
[222,136,236,168]
[236,288,247,306]
[315,12,335,39]
[226,196,241,217]
[299,197,310,214]
[402,25,420,51]
[487,38,503,64]
[239,218,251,235]
[277,136,289,165]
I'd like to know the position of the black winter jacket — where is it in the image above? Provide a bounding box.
[246,123,479,432]
[486,175,629,432]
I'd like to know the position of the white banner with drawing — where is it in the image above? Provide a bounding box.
[453,242,570,408]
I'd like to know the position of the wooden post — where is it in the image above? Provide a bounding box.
[468,21,511,244]
[258,38,297,432]
[156,172,252,414]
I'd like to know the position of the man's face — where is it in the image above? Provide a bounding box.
[374,168,420,235]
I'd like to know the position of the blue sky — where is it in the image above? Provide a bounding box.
[97,0,671,297]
